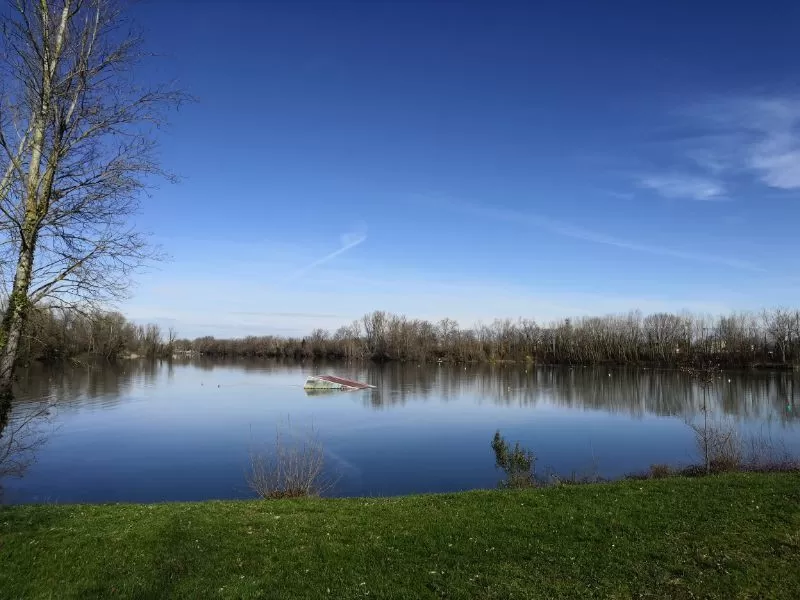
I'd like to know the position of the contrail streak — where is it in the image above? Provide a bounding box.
[289,234,366,280]
[456,203,764,272]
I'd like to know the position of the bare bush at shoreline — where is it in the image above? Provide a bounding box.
[247,424,334,499]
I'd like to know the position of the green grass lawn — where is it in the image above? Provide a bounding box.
[1,474,799,599]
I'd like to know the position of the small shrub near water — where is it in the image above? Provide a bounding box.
[649,464,672,479]
[690,419,744,474]
[741,432,800,473]
[491,431,537,488]
[688,420,800,475]
[247,425,333,499]
[491,422,800,487]
[628,430,800,480]
[548,471,606,486]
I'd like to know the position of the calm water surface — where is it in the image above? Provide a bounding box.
[2,359,799,503]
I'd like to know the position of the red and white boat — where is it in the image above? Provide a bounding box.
[303,375,375,391]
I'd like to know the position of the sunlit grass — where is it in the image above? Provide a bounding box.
[1,473,799,599]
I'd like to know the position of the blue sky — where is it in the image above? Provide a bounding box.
[122,0,800,338]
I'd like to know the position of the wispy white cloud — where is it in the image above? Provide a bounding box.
[638,174,726,201]
[717,97,800,190]
[749,134,800,189]
[663,95,800,193]
[684,147,730,175]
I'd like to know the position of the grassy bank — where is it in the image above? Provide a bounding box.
[2,474,799,599]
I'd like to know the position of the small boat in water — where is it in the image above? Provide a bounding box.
[303,375,375,391]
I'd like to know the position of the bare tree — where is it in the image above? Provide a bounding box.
[247,424,334,499]
[0,0,184,430]
[166,325,177,352]
[682,364,724,474]
[762,308,798,365]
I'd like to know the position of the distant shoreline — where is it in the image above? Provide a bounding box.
[19,306,800,370]
[165,353,800,372]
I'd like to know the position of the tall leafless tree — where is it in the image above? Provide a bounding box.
[0,0,184,431]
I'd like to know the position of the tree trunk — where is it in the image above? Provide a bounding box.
[0,242,36,431]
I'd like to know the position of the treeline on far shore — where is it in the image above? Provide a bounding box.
[19,306,175,363]
[18,307,800,368]
[185,309,800,368]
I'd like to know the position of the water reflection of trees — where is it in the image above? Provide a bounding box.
[360,365,800,422]
[2,359,796,496]
[8,359,800,424]
[2,360,164,487]
[0,397,52,481]
[171,356,345,374]
[14,360,161,410]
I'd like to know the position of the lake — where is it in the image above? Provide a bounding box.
[2,359,799,504]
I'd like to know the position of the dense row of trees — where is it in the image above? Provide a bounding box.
[16,307,800,369]
[182,309,800,368]
[19,306,173,362]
